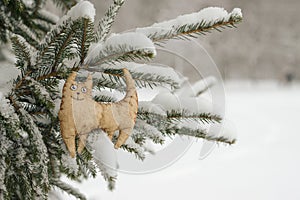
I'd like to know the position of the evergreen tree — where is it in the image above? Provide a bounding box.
[0,0,242,199]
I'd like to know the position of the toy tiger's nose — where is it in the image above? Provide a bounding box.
[77,92,80,95]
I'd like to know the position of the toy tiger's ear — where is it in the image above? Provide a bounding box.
[85,74,93,89]
[65,72,77,87]
[68,72,77,82]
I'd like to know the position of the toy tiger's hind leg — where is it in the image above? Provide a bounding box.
[107,131,114,140]
[115,129,130,149]
[77,133,88,154]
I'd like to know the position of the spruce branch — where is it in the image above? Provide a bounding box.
[93,95,117,103]
[93,158,117,190]
[35,18,76,79]
[96,0,125,42]
[167,110,222,124]
[76,18,95,65]
[176,127,236,145]
[119,136,146,160]
[137,8,242,43]
[137,109,234,144]
[0,10,39,47]
[87,67,179,89]
[11,36,33,74]
[93,73,125,91]
[76,149,98,179]
[121,144,146,160]
[135,119,165,144]
[51,179,87,200]
[154,19,241,43]
[32,17,92,81]
[86,44,155,66]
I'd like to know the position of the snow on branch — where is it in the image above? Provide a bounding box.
[177,126,235,145]
[152,91,213,115]
[57,0,95,24]
[177,76,217,97]
[87,62,181,89]
[122,137,146,160]
[85,32,156,66]
[36,0,96,69]
[136,7,242,42]
[51,179,87,200]
[135,119,165,144]
[138,101,167,117]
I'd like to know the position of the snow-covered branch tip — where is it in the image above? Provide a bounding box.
[96,0,125,42]
[136,7,242,42]
[177,127,236,145]
[167,110,222,124]
[85,32,156,66]
[51,179,87,200]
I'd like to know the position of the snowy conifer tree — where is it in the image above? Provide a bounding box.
[0,0,242,199]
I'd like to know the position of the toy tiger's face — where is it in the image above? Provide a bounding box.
[68,76,93,101]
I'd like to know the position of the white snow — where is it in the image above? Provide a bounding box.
[22,0,34,8]
[85,32,156,65]
[230,8,243,18]
[138,101,167,116]
[152,90,213,114]
[136,7,242,37]
[177,76,217,97]
[209,118,237,142]
[58,0,95,24]
[61,153,78,174]
[0,92,18,121]
[135,119,165,142]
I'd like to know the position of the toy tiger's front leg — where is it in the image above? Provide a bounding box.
[63,133,76,158]
[59,110,77,158]
[115,129,130,149]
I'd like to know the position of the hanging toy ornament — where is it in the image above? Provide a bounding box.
[58,68,138,157]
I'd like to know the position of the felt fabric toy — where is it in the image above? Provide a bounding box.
[58,69,138,157]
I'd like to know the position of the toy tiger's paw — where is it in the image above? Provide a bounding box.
[114,130,130,149]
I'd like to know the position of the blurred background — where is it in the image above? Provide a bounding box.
[87,0,300,81]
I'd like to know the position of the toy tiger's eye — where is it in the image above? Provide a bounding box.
[70,84,77,91]
[81,87,87,93]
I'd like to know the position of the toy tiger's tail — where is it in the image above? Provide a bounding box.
[111,68,138,149]
[122,68,137,101]
[121,68,138,121]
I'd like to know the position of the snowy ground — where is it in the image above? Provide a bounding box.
[53,80,300,200]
